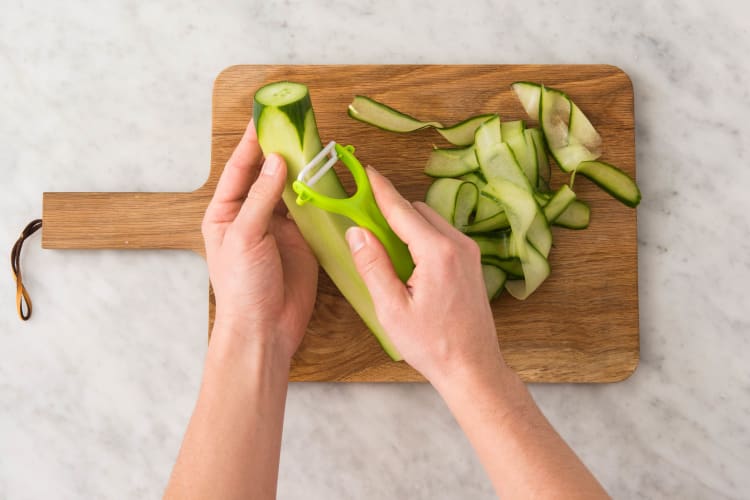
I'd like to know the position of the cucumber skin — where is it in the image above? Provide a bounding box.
[576,161,642,208]
[554,200,591,229]
[254,82,312,148]
[349,95,494,146]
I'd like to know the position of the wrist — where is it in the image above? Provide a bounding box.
[434,362,538,445]
[212,308,277,342]
[427,346,508,391]
[431,352,523,407]
[208,317,293,371]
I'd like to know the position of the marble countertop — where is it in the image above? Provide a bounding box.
[2,1,748,498]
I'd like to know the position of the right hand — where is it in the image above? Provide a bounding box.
[345,167,507,385]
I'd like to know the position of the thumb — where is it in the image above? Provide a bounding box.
[346,227,409,311]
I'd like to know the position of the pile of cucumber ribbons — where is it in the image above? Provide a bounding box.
[348,83,641,301]
[253,81,640,360]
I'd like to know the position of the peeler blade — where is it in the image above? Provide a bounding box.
[297,141,338,187]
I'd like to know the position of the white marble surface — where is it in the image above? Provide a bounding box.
[1,1,749,498]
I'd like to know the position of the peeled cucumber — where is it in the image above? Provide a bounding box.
[254,81,402,360]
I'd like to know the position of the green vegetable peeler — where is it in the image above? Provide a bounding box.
[292,141,415,282]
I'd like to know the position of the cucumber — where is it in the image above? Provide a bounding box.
[504,244,550,299]
[475,123,551,257]
[534,191,551,204]
[527,211,553,257]
[515,82,602,170]
[576,161,642,207]
[348,95,494,146]
[459,172,487,190]
[511,82,601,172]
[516,81,601,172]
[542,184,577,223]
[424,145,478,177]
[464,210,509,233]
[424,178,479,228]
[472,232,515,260]
[539,86,601,172]
[526,128,550,191]
[500,119,525,139]
[511,82,542,119]
[474,232,523,279]
[512,82,601,152]
[347,82,640,306]
[481,265,507,300]
[483,179,550,299]
[502,120,538,187]
[347,95,441,132]
[534,188,588,228]
[554,200,590,229]
[568,101,602,153]
[438,115,498,146]
[483,257,524,280]
[253,81,402,360]
[474,118,531,190]
[475,116,551,297]
[539,86,570,150]
[474,115,502,159]
[424,170,510,234]
[475,191,504,220]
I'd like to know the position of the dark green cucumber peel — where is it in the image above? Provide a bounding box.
[253,81,313,148]
[576,161,642,208]
[348,95,441,133]
[349,94,495,146]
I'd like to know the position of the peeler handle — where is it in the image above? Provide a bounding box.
[292,145,415,282]
[339,156,414,283]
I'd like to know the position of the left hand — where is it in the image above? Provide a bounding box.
[201,119,319,361]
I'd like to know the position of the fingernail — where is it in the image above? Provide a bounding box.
[346,227,366,253]
[262,155,280,176]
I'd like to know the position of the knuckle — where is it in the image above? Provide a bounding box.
[392,196,413,213]
[461,235,481,260]
[437,239,460,263]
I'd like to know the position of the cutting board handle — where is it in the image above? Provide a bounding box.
[42,192,209,254]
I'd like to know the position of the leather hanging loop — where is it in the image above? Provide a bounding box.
[10,219,42,321]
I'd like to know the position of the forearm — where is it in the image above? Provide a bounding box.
[164,325,291,500]
[435,361,609,500]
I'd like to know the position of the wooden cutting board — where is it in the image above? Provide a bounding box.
[42,65,638,383]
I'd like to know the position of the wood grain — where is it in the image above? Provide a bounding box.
[43,65,638,383]
[43,192,208,253]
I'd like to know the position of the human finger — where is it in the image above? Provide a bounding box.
[233,154,287,244]
[346,226,410,314]
[204,120,263,226]
[366,167,443,254]
[412,201,471,243]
